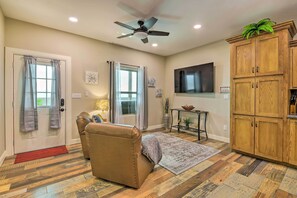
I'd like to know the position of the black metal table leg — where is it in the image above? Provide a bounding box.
[177,111,180,132]
[198,112,201,141]
[204,112,208,140]
[170,109,174,132]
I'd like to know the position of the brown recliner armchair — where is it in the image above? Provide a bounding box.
[76,112,92,159]
[85,123,155,188]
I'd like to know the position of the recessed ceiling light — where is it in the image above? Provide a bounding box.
[152,43,158,47]
[121,33,126,35]
[194,24,202,29]
[69,17,78,23]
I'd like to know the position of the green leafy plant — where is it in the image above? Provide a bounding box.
[242,18,276,39]
[183,117,192,128]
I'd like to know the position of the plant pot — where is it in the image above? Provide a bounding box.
[163,113,170,130]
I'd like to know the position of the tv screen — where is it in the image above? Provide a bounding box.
[174,62,214,93]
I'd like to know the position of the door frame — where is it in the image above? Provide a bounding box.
[5,47,73,156]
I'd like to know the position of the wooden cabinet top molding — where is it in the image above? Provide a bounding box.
[290,40,297,47]
[226,20,297,44]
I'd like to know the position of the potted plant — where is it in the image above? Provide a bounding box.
[183,117,192,130]
[242,18,276,39]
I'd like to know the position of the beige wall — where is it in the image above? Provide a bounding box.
[165,41,230,140]
[0,8,5,156]
[5,18,165,139]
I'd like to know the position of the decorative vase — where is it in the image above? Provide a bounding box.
[163,113,170,131]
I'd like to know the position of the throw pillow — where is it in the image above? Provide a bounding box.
[92,115,102,123]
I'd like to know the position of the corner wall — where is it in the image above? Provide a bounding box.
[5,18,166,140]
[164,41,230,141]
[0,7,5,162]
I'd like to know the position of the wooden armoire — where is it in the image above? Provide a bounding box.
[226,20,297,165]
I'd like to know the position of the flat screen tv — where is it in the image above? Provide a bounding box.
[174,62,214,93]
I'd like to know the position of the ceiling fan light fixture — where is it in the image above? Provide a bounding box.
[134,31,148,39]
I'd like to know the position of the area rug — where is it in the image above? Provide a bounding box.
[15,146,68,164]
[153,132,220,175]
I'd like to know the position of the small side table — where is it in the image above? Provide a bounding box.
[170,108,209,141]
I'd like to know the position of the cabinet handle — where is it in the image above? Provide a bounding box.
[256,82,258,88]
[252,83,254,88]
[252,67,255,73]
[255,122,258,127]
[251,121,254,127]
[256,66,259,73]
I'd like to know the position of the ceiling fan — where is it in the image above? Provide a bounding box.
[115,17,170,43]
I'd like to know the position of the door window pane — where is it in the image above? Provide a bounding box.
[36,65,46,78]
[37,93,47,107]
[35,64,57,107]
[47,66,53,79]
[37,79,47,92]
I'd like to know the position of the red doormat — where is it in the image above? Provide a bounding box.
[15,146,68,164]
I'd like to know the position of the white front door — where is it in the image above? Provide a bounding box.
[13,55,66,154]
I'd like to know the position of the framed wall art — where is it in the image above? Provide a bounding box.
[85,71,98,85]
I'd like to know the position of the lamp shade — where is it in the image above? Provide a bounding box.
[96,99,109,112]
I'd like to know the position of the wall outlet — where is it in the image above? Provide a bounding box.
[223,125,227,131]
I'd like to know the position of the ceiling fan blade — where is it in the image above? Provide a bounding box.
[117,33,134,39]
[148,30,170,36]
[114,21,136,31]
[141,37,148,43]
[144,17,158,29]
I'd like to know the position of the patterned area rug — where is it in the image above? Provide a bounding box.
[153,132,220,175]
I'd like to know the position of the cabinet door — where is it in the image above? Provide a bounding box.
[232,78,255,115]
[255,117,283,161]
[232,115,254,154]
[289,120,297,165]
[256,32,285,76]
[291,47,297,88]
[255,76,283,118]
[231,39,255,78]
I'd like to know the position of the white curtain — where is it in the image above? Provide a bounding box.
[49,59,61,129]
[136,66,148,130]
[20,56,38,132]
[109,61,123,124]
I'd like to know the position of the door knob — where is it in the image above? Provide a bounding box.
[60,108,65,112]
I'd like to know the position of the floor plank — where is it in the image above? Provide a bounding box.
[0,130,297,197]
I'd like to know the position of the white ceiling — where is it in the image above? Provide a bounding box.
[1,0,297,56]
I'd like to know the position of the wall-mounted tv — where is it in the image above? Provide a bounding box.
[174,62,214,93]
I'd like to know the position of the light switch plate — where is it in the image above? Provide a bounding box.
[72,93,82,99]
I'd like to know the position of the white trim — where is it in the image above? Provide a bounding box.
[5,47,73,156]
[208,133,230,143]
[69,138,81,145]
[0,150,7,166]
[179,130,230,143]
[146,124,164,130]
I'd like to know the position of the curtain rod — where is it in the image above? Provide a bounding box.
[15,54,65,62]
[106,61,140,68]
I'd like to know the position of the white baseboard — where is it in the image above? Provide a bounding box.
[146,124,164,131]
[207,134,230,143]
[68,138,81,145]
[178,129,230,143]
[0,150,7,166]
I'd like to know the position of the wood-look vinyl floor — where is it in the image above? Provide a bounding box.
[0,130,297,198]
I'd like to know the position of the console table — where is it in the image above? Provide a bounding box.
[169,108,208,141]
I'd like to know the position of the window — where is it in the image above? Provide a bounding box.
[35,64,55,107]
[120,67,137,114]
